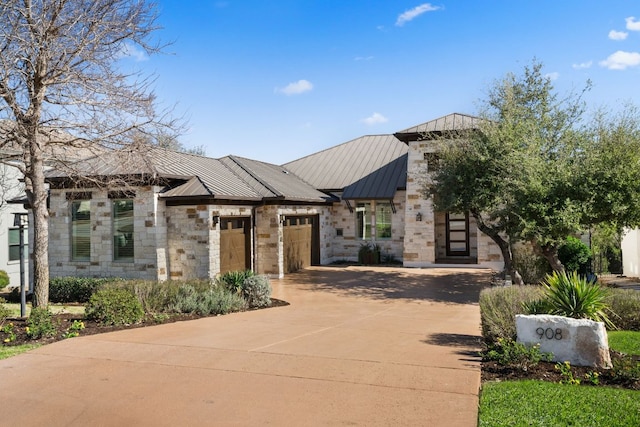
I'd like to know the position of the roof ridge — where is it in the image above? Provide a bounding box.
[224,156,282,198]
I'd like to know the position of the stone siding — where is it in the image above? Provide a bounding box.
[327,192,405,263]
[255,204,333,278]
[403,138,504,269]
[49,186,165,280]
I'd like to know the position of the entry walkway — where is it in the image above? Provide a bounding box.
[0,266,491,426]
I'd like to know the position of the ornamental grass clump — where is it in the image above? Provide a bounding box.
[524,271,616,329]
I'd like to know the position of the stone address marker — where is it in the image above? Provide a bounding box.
[516,314,612,368]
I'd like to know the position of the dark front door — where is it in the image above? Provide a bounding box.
[446,212,470,257]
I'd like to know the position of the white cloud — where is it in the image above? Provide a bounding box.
[545,72,559,81]
[396,3,441,27]
[354,56,374,61]
[609,30,628,40]
[572,61,593,70]
[276,79,313,95]
[116,42,148,62]
[361,112,388,125]
[599,50,640,70]
[626,16,640,31]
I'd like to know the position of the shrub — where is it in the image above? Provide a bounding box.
[49,277,120,303]
[170,285,201,313]
[358,243,380,265]
[85,287,144,325]
[527,271,615,329]
[0,298,10,328]
[607,289,640,331]
[0,270,9,288]
[241,275,272,308]
[558,236,592,275]
[26,307,58,339]
[218,270,255,294]
[196,287,246,315]
[483,338,552,371]
[479,285,543,344]
[512,243,551,284]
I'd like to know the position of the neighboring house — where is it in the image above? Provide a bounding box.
[621,230,640,277]
[43,113,504,281]
[0,161,29,288]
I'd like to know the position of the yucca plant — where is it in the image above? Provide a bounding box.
[217,270,255,294]
[525,271,616,329]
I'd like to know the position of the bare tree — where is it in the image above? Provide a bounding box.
[0,0,178,307]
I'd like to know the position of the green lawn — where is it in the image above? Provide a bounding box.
[4,303,85,318]
[609,331,640,355]
[479,380,640,427]
[0,343,41,360]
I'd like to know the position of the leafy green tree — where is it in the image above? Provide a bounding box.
[426,60,640,278]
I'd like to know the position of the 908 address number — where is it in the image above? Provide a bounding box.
[536,327,563,340]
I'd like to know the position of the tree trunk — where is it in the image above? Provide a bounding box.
[472,212,524,286]
[26,150,50,308]
[535,243,565,273]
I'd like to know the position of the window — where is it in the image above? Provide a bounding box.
[8,228,27,261]
[71,200,91,261]
[356,201,393,240]
[356,202,372,239]
[113,199,134,261]
[376,202,392,239]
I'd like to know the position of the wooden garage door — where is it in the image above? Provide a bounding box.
[283,216,316,273]
[220,217,250,274]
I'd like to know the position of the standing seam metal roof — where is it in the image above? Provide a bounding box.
[282,134,408,196]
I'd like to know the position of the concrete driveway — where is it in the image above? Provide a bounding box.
[0,266,492,426]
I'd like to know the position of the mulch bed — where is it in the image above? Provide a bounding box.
[482,351,640,390]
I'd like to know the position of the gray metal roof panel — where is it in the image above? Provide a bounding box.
[224,156,334,202]
[283,134,408,191]
[394,113,482,142]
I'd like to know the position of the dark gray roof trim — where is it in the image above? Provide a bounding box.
[342,154,407,199]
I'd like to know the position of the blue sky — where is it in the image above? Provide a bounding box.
[125,1,640,164]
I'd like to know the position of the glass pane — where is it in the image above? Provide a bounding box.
[448,213,466,220]
[113,199,134,261]
[449,242,467,251]
[449,221,466,231]
[449,231,467,241]
[8,228,19,245]
[9,245,20,261]
[72,201,91,261]
[376,202,392,239]
[356,203,371,239]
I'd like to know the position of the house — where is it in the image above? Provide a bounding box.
[43,113,505,281]
[0,161,29,287]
